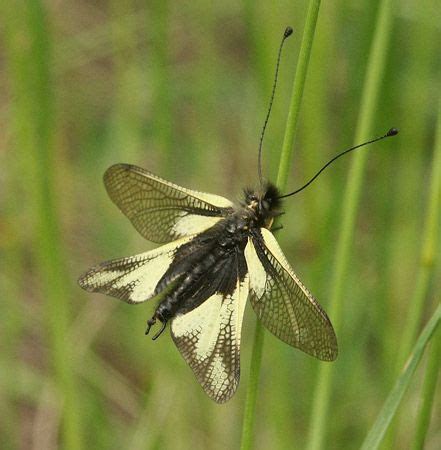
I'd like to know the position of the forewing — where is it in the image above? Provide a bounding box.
[245,228,337,361]
[78,236,194,304]
[104,164,234,243]
[171,274,249,403]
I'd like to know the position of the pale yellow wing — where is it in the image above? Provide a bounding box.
[78,236,194,304]
[171,275,249,403]
[104,164,234,243]
[245,228,337,361]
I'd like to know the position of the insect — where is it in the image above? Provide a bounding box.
[78,27,398,402]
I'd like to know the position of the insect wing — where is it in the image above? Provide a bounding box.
[171,275,249,403]
[78,236,194,304]
[245,228,337,361]
[104,164,234,243]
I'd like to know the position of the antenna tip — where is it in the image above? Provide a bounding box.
[284,26,294,38]
[386,127,399,137]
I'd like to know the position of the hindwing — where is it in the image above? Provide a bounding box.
[171,260,249,403]
[78,236,194,304]
[104,164,234,243]
[245,228,337,361]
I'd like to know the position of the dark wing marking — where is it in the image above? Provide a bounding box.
[78,236,194,304]
[171,274,249,403]
[245,228,337,361]
[104,164,234,243]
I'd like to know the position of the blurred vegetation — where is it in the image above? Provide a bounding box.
[1,1,440,449]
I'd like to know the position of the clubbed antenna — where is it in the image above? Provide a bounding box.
[258,26,294,188]
[278,128,399,198]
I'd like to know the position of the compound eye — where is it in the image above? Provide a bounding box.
[261,200,270,210]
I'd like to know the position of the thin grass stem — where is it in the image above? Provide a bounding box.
[395,96,441,368]
[411,326,441,450]
[5,2,83,448]
[384,72,441,450]
[240,323,265,450]
[410,97,441,450]
[240,2,322,448]
[306,1,396,449]
[276,0,322,191]
[1,6,28,448]
[360,304,441,450]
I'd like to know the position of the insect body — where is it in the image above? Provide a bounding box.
[79,165,337,402]
[78,26,398,402]
[146,183,281,336]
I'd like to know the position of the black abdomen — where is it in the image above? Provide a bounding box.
[154,217,249,321]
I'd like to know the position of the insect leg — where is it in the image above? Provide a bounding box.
[145,316,156,335]
[271,224,283,232]
[152,320,167,340]
[145,311,168,339]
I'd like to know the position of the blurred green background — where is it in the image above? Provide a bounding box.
[1,1,440,449]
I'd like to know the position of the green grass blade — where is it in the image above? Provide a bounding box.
[1,2,83,448]
[410,96,441,450]
[411,326,441,450]
[276,0,322,190]
[240,323,265,450]
[1,6,28,449]
[396,94,441,369]
[360,304,441,450]
[384,73,441,450]
[240,2,322,448]
[306,2,396,448]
